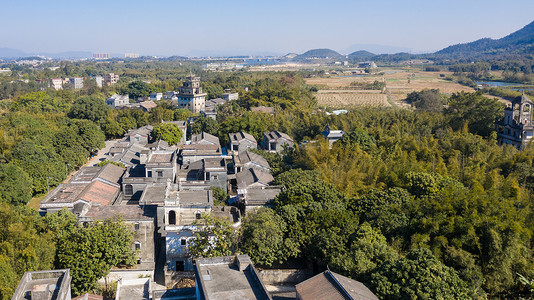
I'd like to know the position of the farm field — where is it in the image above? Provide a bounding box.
[315,90,390,107]
[307,70,476,108]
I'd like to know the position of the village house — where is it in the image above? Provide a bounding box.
[193,255,270,300]
[126,125,153,144]
[11,269,72,300]
[236,167,274,196]
[295,270,378,300]
[233,150,270,174]
[228,131,257,154]
[78,205,157,271]
[106,94,130,108]
[181,132,224,164]
[39,164,125,216]
[262,131,294,152]
[321,124,345,146]
[178,158,228,190]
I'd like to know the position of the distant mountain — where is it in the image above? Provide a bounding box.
[293,49,344,62]
[0,48,28,59]
[0,48,93,60]
[343,44,412,55]
[347,50,375,61]
[436,20,534,58]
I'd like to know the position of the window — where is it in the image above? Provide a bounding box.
[157,171,163,177]
[147,171,152,177]
[134,222,140,231]
[169,210,176,225]
[181,239,186,246]
[195,212,202,220]
[134,242,141,251]
[125,185,133,195]
[176,261,185,271]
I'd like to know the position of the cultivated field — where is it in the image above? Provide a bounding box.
[307,70,476,108]
[315,90,390,107]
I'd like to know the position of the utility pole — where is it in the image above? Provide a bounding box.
[65,163,70,179]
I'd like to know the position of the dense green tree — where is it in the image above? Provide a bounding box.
[0,204,56,300]
[330,224,398,282]
[336,127,376,151]
[445,91,504,137]
[0,255,18,300]
[68,96,110,123]
[0,163,32,206]
[240,208,286,266]
[353,188,411,239]
[191,117,218,136]
[370,248,475,299]
[122,81,157,100]
[151,123,183,145]
[189,214,236,258]
[406,89,445,112]
[56,218,136,296]
[11,140,65,194]
[212,187,228,206]
[174,108,194,121]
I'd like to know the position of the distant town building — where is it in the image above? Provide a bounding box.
[125,53,140,58]
[50,78,63,90]
[93,53,109,59]
[358,61,377,69]
[496,93,534,149]
[94,75,103,88]
[221,90,239,101]
[104,73,119,85]
[176,75,206,113]
[69,77,84,89]
[106,94,130,108]
[149,92,163,101]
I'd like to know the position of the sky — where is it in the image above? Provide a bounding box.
[1,0,534,56]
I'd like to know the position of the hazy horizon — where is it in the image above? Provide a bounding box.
[1,0,534,57]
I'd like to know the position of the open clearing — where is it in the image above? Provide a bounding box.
[307,70,476,108]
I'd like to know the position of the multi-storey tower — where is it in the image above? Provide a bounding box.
[177,75,206,113]
[496,92,534,149]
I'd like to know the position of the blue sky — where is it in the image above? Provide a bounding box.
[1,0,534,56]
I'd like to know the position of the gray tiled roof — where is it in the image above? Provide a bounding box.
[190,132,220,145]
[229,131,257,144]
[236,168,274,190]
[238,151,270,170]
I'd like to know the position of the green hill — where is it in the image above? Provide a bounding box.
[347,50,376,61]
[435,20,534,58]
[293,48,344,61]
